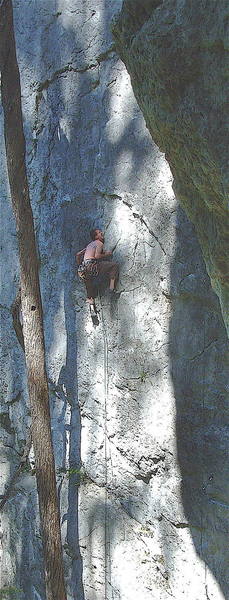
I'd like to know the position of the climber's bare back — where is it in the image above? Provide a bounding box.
[83,229,112,261]
[84,239,103,260]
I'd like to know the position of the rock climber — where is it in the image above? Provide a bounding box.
[76,228,119,313]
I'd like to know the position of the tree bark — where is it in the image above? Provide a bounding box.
[0,2,67,599]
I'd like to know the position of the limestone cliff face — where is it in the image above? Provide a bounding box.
[112,0,229,334]
[0,2,228,600]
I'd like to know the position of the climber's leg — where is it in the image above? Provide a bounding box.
[109,277,115,291]
[97,261,119,290]
[84,274,96,305]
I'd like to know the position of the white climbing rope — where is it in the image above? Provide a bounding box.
[98,291,113,599]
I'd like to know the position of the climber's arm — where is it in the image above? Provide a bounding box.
[76,248,86,265]
[95,240,112,259]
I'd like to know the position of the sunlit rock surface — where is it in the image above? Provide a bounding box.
[112,0,229,335]
[0,1,228,600]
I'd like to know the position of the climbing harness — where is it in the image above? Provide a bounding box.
[77,258,99,280]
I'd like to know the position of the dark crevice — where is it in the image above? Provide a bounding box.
[120,0,163,43]
[160,513,189,529]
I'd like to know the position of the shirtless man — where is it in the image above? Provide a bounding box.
[76,228,119,310]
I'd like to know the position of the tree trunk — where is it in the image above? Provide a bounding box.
[0,2,67,599]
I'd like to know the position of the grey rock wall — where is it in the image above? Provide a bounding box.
[0,2,228,600]
[112,0,229,335]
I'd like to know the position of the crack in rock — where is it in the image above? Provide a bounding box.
[189,338,218,361]
[122,198,167,255]
[95,191,167,254]
[160,513,189,529]
[205,583,211,600]
[35,44,116,95]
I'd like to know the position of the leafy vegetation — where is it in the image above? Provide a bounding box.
[0,586,22,600]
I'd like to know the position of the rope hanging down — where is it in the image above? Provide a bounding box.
[98,292,112,599]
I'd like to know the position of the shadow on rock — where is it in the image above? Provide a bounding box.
[169,206,229,598]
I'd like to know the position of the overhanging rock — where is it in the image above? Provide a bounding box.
[112,0,229,335]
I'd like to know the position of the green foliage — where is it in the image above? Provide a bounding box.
[67,467,87,485]
[57,465,87,486]
[66,467,81,478]
[21,462,36,476]
[21,462,31,473]
[0,586,22,599]
[140,369,148,383]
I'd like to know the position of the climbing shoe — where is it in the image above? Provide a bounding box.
[89,304,96,316]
